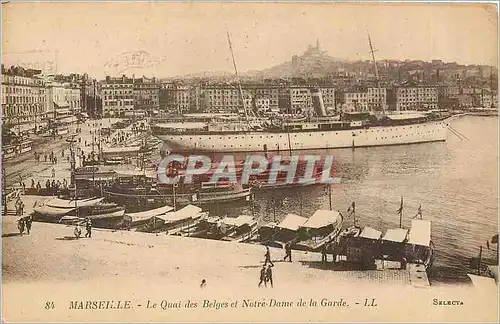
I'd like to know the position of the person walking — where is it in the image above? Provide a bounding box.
[284,242,292,262]
[74,225,82,239]
[17,218,25,235]
[321,244,328,263]
[51,168,56,178]
[266,264,274,288]
[36,181,41,193]
[25,215,32,235]
[258,265,267,288]
[31,179,35,189]
[85,219,92,238]
[264,246,274,266]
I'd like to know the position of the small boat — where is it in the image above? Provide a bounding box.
[293,209,344,252]
[219,215,259,243]
[140,204,208,234]
[182,216,222,238]
[255,222,277,243]
[404,219,434,269]
[265,214,308,249]
[334,219,435,270]
[122,204,174,229]
[33,197,105,222]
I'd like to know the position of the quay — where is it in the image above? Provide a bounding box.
[3,216,497,323]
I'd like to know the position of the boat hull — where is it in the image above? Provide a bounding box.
[155,120,449,152]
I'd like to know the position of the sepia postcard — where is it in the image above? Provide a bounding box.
[1,1,499,322]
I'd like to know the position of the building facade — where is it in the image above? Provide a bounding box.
[367,87,387,111]
[344,91,368,111]
[1,72,46,127]
[290,86,313,113]
[396,86,438,111]
[101,75,134,117]
[133,77,159,112]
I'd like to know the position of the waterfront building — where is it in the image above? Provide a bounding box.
[290,86,313,113]
[367,87,387,111]
[344,91,368,111]
[101,75,134,117]
[133,77,160,113]
[1,68,46,130]
[396,86,438,111]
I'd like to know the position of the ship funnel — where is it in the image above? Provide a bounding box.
[310,88,327,117]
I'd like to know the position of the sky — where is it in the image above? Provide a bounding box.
[2,2,498,79]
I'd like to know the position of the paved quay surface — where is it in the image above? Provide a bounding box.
[2,217,496,323]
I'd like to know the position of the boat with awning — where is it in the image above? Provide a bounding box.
[264,214,308,248]
[46,197,104,209]
[294,209,344,251]
[220,215,258,243]
[144,205,207,234]
[380,228,409,257]
[404,219,434,268]
[122,204,174,228]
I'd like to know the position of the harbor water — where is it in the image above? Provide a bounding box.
[204,115,498,275]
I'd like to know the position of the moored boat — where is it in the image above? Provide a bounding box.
[219,215,259,243]
[293,209,344,251]
[121,204,174,229]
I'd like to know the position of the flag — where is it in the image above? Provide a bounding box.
[492,234,498,244]
[347,201,355,213]
[396,197,403,214]
[413,205,422,219]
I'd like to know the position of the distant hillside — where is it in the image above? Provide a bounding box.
[172,41,497,83]
[243,43,348,78]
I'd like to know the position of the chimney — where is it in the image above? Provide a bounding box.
[310,88,327,117]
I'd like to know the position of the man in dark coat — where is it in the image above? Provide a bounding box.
[258,265,267,287]
[266,264,274,288]
[284,242,292,262]
[25,215,32,235]
[85,218,92,238]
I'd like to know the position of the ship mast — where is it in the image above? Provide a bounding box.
[367,31,385,115]
[226,29,250,122]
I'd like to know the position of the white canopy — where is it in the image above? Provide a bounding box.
[407,219,431,247]
[382,228,409,243]
[125,205,173,222]
[277,214,308,231]
[46,197,104,209]
[301,210,342,229]
[157,205,202,223]
[359,226,382,240]
[34,205,74,217]
[221,215,256,227]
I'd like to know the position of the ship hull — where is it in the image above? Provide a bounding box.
[155,120,448,153]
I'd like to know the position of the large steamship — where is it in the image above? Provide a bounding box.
[152,108,449,153]
[152,34,450,153]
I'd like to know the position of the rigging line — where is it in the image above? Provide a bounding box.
[448,127,466,141]
[449,126,469,140]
